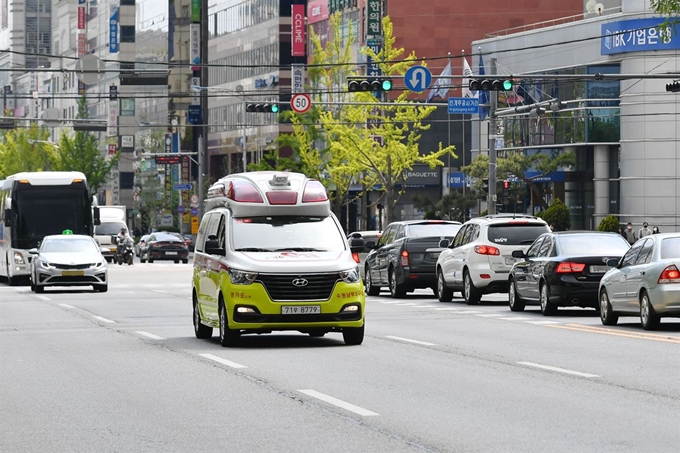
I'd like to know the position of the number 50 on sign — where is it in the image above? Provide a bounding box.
[290,93,311,114]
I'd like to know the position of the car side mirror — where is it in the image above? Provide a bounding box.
[512,250,526,258]
[607,258,619,267]
[28,248,38,255]
[93,206,101,226]
[364,240,376,250]
[439,239,450,248]
[349,237,365,254]
[205,239,224,256]
[4,209,11,227]
[111,235,119,245]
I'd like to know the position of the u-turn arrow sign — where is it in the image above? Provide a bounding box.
[404,65,432,93]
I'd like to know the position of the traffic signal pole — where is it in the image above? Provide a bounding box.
[488,57,498,215]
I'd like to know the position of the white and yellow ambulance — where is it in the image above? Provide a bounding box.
[192,171,366,346]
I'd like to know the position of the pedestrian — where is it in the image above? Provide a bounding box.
[624,222,637,245]
[617,226,625,238]
[652,226,660,234]
[639,222,652,238]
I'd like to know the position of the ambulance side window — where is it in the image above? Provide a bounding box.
[194,213,212,253]
[216,214,226,249]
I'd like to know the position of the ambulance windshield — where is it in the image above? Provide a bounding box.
[232,216,345,252]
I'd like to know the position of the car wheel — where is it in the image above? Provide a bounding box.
[639,291,660,330]
[342,323,364,345]
[95,284,108,293]
[364,267,380,296]
[30,275,36,292]
[463,270,481,305]
[599,289,618,326]
[437,269,454,302]
[193,294,213,339]
[388,267,406,298]
[182,259,188,264]
[508,278,525,312]
[219,297,240,347]
[148,258,154,263]
[174,260,179,264]
[140,258,146,263]
[34,283,45,293]
[540,283,557,316]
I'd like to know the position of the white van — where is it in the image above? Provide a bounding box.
[94,206,127,262]
[191,171,366,346]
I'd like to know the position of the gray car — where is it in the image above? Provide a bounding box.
[29,234,108,293]
[599,232,680,330]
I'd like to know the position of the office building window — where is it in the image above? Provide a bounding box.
[120,26,135,43]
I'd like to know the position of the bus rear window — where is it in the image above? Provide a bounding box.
[487,224,550,245]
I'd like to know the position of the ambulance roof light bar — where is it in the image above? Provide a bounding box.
[302,180,329,203]
[226,180,264,203]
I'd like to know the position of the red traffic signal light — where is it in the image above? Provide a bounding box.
[503,180,510,189]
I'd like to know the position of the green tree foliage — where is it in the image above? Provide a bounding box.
[54,96,119,193]
[598,214,621,233]
[651,0,680,27]
[412,191,478,222]
[536,198,571,231]
[463,151,575,209]
[0,124,57,177]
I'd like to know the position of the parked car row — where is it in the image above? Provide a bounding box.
[364,214,680,331]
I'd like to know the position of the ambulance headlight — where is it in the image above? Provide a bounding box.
[229,269,258,285]
[340,267,360,283]
[14,251,25,265]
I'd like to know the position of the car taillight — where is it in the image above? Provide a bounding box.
[351,252,360,263]
[474,245,500,256]
[400,250,409,267]
[658,265,680,283]
[556,262,586,273]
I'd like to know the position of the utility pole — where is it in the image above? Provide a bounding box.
[487,57,498,215]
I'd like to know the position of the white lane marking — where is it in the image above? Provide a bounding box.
[517,361,600,378]
[455,310,483,314]
[298,389,379,417]
[418,305,439,308]
[199,353,247,369]
[136,331,166,340]
[385,335,436,346]
[395,303,417,306]
[59,303,75,309]
[526,320,562,325]
[152,290,168,294]
[92,315,116,323]
[474,313,505,317]
[432,307,460,311]
[35,295,51,301]
[501,317,533,321]
[378,301,402,304]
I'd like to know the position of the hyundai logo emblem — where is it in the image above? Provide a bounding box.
[292,278,308,287]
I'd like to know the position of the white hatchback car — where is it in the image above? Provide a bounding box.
[435,215,550,304]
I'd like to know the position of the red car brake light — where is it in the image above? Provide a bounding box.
[474,245,500,256]
[400,250,409,266]
[658,265,680,283]
[556,262,586,273]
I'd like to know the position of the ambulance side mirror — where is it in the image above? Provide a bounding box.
[4,209,10,227]
[205,239,224,256]
[349,237,365,254]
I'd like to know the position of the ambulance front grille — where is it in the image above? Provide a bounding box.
[257,273,341,301]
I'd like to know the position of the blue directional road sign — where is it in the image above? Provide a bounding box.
[178,205,185,214]
[447,97,479,114]
[191,207,198,216]
[404,65,432,93]
[173,183,192,190]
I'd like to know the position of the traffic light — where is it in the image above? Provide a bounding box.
[246,103,280,113]
[469,79,514,91]
[503,180,509,189]
[481,178,489,195]
[666,81,680,92]
[347,77,393,92]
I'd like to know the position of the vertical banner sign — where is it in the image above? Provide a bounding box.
[171,132,180,186]
[78,6,86,29]
[366,40,382,77]
[366,0,382,38]
[108,104,118,136]
[291,4,305,57]
[191,0,201,22]
[77,33,87,56]
[292,64,306,93]
[190,23,201,71]
[109,7,119,54]
[191,76,200,105]
[181,157,190,216]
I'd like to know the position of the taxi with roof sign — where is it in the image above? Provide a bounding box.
[192,171,366,346]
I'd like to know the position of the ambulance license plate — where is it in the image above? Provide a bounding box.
[281,305,321,315]
[62,270,84,276]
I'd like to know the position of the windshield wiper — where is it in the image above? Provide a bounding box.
[272,247,327,252]
[234,247,273,252]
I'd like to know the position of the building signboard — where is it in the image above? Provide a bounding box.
[190,23,201,70]
[292,4,306,56]
[109,7,119,54]
[366,0,382,37]
[601,18,675,55]
[307,0,329,24]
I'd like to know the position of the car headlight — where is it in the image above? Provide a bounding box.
[13,251,25,265]
[39,260,52,269]
[340,267,360,283]
[90,262,105,268]
[228,269,258,285]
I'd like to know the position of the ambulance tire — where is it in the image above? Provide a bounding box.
[219,297,240,347]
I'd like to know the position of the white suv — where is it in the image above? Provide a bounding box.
[435,215,550,304]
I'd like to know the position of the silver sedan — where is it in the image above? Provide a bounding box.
[29,234,109,293]
[599,233,680,330]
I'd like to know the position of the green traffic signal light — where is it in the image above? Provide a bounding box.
[502,80,513,90]
[271,104,279,113]
[382,79,392,91]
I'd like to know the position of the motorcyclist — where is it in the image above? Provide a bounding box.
[116,228,134,265]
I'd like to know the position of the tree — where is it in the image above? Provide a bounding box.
[536,198,571,231]
[598,214,621,233]
[0,124,57,177]
[463,150,575,210]
[412,191,478,222]
[651,1,680,22]
[54,96,119,193]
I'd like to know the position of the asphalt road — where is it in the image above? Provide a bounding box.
[2,257,679,452]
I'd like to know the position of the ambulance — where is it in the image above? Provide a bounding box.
[192,171,366,346]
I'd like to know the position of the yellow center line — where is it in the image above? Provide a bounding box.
[547,324,680,344]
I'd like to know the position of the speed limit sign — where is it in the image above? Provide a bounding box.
[290,93,311,114]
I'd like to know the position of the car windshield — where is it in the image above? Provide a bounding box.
[41,238,98,254]
[487,224,549,245]
[232,216,345,252]
[408,223,462,238]
[153,233,183,242]
[95,222,128,236]
[558,234,630,256]
[660,237,680,259]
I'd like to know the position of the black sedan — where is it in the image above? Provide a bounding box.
[140,232,189,264]
[508,231,630,315]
